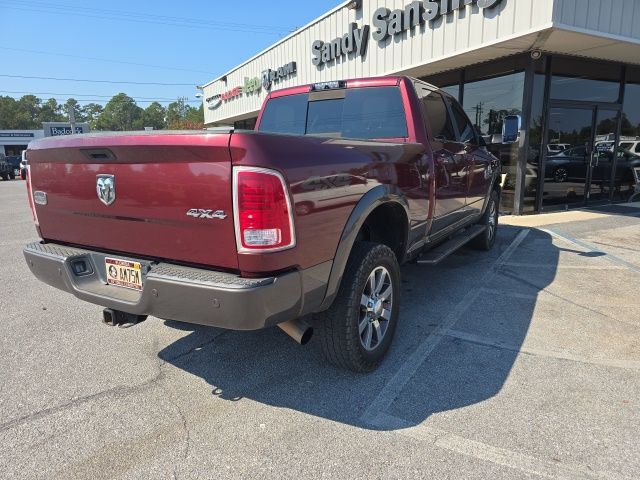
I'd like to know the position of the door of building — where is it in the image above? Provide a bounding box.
[541,105,620,210]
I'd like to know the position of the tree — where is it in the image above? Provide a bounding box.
[14,95,42,129]
[167,97,203,129]
[63,98,84,123]
[38,98,64,123]
[95,93,143,131]
[0,96,18,129]
[141,102,166,130]
[82,103,104,130]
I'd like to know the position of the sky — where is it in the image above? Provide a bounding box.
[0,0,339,109]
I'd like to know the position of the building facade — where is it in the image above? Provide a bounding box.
[0,123,90,157]
[201,0,640,214]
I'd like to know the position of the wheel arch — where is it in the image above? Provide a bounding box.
[317,185,410,311]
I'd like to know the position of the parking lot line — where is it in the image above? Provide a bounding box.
[360,229,531,427]
[542,228,640,275]
[502,262,626,270]
[372,413,628,480]
[443,329,640,370]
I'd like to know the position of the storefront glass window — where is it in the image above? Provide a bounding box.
[550,77,620,103]
[523,70,546,213]
[550,56,622,103]
[462,72,525,213]
[619,67,640,201]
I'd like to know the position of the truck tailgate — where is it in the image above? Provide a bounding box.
[28,131,238,270]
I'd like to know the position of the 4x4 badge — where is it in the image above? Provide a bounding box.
[186,209,227,220]
[96,174,115,206]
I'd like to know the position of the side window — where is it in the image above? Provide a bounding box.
[449,99,476,144]
[420,90,456,142]
[636,143,640,153]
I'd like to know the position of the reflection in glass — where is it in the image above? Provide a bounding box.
[523,74,545,212]
[542,108,593,208]
[620,69,640,201]
[441,84,459,101]
[591,110,619,202]
[550,76,620,103]
[462,73,525,213]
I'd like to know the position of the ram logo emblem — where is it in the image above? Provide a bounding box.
[96,174,116,206]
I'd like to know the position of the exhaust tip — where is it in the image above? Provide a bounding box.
[299,327,314,346]
[278,319,313,345]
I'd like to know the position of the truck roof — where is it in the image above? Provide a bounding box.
[267,75,438,99]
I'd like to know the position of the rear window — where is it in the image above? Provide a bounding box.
[258,87,408,140]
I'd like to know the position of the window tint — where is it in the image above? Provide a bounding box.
[258,87,408,140]
[449,99,476,143]
[258,93,308,135]
[421,90,456,141]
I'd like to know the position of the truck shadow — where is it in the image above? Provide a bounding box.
[158,225,560,430]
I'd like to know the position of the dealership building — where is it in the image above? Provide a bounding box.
[201,0,640,214]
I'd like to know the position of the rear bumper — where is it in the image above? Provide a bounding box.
[23,242,331,330]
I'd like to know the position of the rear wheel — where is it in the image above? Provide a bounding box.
[314,242,400,372]
[554,167,568,183]
[470,189,499,251]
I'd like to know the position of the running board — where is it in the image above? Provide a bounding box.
[417,225,487,265]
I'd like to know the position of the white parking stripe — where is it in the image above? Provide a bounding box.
[443,329,640,370]
[542,228,640,275]
[371,413,628,480]
[360,229,530,426]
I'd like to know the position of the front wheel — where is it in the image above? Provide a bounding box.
[314,242,400,372]
[470,189,499,251]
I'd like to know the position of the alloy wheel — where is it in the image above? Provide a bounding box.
[359,266,393,351]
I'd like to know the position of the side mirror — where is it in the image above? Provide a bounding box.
[502,115,521,144]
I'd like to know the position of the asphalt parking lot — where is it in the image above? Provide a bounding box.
[1,179,639,479]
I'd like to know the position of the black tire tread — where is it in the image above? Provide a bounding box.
[314,242,399,372]
[470,189,499,251]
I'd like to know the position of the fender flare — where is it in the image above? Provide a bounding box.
[317,185,410,311]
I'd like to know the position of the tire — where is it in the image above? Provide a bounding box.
[8,171,15,180]
[554,167,568,183]
[1,173,8,181]
[470,189,499,251]
[314,242,400,372]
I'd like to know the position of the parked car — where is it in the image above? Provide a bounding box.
[0,153,15,180]
[20,151,28,180]
[545,144,640,190]
[547,143,570,155]
[619,140,640,155]
[23,76,503,372]
[6,155,21,179]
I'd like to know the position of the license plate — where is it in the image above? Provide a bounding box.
[105,257,143,291]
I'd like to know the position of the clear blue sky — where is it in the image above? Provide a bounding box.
[0,0,339,108]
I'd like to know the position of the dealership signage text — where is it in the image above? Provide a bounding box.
[312,0,504,66]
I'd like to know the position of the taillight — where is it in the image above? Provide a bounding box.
[233,166,295,253]
[26,165,39,226]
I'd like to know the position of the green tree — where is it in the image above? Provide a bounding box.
[0,96,19,129]
[14,95,42,129]
[95,93,143,131]
[82,103,104,130]
[38,98,64,123]
[167,97,203,129]
[141,102,166,130]
[63,98,84,122]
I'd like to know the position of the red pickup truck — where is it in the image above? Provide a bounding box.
[23,76,505,372]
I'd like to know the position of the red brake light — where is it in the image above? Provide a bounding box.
[233,167,295,253]
[26,165,39,226]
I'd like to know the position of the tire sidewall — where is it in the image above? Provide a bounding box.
[348,246,401,365]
